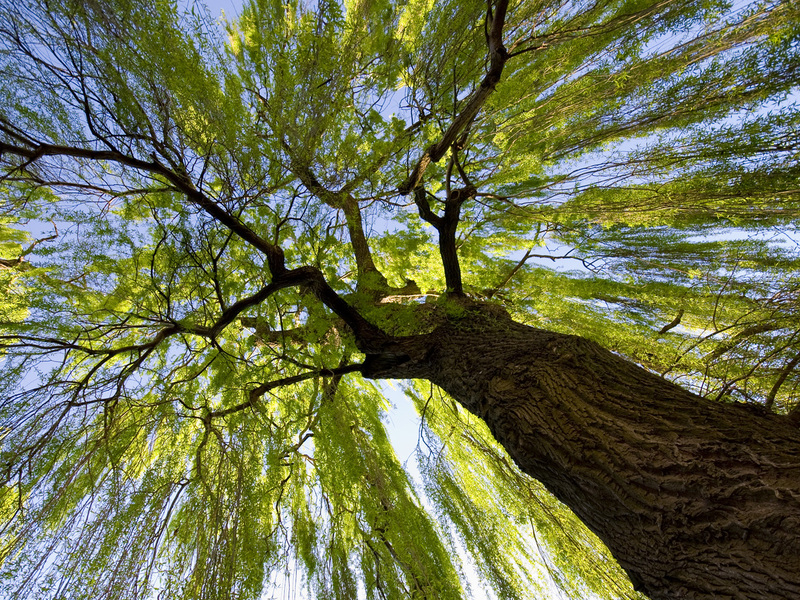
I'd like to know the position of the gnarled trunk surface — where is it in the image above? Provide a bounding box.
[367,309,800,600]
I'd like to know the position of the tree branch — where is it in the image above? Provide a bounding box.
[398,0,510,194]
[209,363,365,419]
[765,349,800,411]
[239,318,310,347]
[282,141,390,292]
[658,309,685,335]
[485,247,535,298]
[413,182,475,295]
[0,227,57,269]
[0,138,400,352]
[412,185,443,228]
[191,266,397,352]
[0,138,288,276]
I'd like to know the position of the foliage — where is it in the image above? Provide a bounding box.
[0,0,798,598]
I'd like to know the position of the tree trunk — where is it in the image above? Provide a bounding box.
[366,308,800,600]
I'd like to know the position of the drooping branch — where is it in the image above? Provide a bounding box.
[0,326,179,360]
[398,0,509,194]
[338,118,429,196]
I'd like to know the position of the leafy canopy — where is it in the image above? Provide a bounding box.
[0,0,798,598]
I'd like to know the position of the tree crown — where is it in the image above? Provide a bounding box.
[1,0,798,598]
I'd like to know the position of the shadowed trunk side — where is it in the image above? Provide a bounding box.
[365,308,800,600]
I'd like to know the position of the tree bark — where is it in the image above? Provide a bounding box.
[365,307,800,600]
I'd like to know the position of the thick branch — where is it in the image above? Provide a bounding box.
[294,266,394,352]
[440,186,475,294]
[412,185,442,228]
[341,195,389,290]
[0,139,399,352]
[0,139,288,276]
[192,283,282,339]
[398,0,509,194]
[283,142,389,291]
[413,183,475,294]
[198,265,396,353]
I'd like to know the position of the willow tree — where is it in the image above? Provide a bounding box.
[1,0,799,598]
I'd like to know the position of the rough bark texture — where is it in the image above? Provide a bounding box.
[366,306,800,600]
